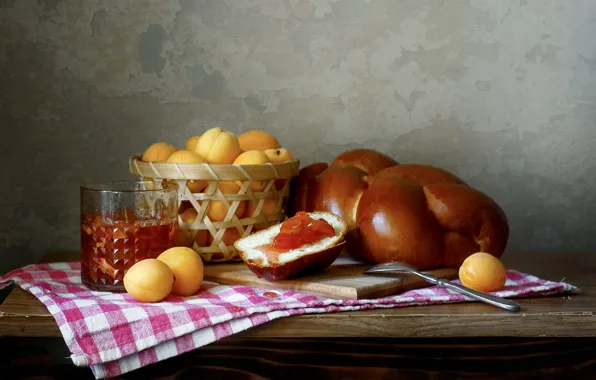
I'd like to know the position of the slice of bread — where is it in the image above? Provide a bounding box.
[234,211,347,281]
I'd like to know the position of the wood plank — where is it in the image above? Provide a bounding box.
[122,337,596,380]
[4,336,596,379]
[203,256,458,299]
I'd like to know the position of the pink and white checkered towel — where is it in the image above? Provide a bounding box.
[1,262,578,379]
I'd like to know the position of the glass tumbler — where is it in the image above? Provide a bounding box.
[80,180,178,292]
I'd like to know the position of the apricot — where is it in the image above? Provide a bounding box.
[459,252,507,293]
[264,148,294,163]
[142,142,177,163]
[179,200,193,213]
[194,228,209,246]
[157,247,205,297]
[238,130,281,151]
[123,259,174,303]
[180,208,198,223]
[244,198,278,217]
[210,228,242,246]
[206,181,246,222]
[185,135,201,152]
[244,198,278,228]
[196,127,243,164]
[191,228,210,254]
[263,148,294,190]
[166,150,206,164]
[233,150,271,191]
[186,180,207,193]
[234,149,271,165]
[165,150,208,193]
[242,198,277,230]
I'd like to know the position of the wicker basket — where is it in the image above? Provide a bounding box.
[129,155,300,263]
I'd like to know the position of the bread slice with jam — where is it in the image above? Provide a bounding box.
[234,211,347,281]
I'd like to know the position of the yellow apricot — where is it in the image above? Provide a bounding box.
[157,247,204,297]
[191,228,210,251]
[186,180,207,193]
[244,198,278,217]
[179,200,193,213]
[210,228,242,246]
[185,136,201,152]
[233,149,271,165]
[459,252,507,293]
[233,150,271,191]
[180,208,198,223]
[166,150,206,164]
[263,148,294,190]
[263,148,294,163]
[142,142,177,163]
[206,181,246,222]
[124,259,174,303]
[194,229,209,246]
[238,130,281,151]
[243,198,278,229]
[196,127,242,164]
[166,150,208,193]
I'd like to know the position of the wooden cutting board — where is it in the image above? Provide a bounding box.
[203,256,458,300]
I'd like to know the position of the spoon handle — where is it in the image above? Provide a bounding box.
[437,280,521,312]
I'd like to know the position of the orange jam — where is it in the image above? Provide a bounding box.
[80,209,177,291]
[272,212,336,252]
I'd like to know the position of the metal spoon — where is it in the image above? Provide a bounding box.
[363,261,521,312]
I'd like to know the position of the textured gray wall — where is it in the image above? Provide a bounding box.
[1,0,595,274]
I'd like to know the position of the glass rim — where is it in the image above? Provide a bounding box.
[80,180,178,193]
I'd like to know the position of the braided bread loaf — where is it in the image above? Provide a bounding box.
[288,149,509,270]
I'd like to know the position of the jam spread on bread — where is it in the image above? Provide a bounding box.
[272,212,336,251]
[254,212,336,265]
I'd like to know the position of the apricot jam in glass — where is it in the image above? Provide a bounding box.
[80,181,178,292]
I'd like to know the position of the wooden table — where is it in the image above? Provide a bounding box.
[2,251,596,379]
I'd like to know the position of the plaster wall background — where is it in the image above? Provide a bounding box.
[1,0,595,273]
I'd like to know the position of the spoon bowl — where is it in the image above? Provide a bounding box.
[363,261,419,274]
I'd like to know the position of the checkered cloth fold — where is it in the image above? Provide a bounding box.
[0,262,578,379]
